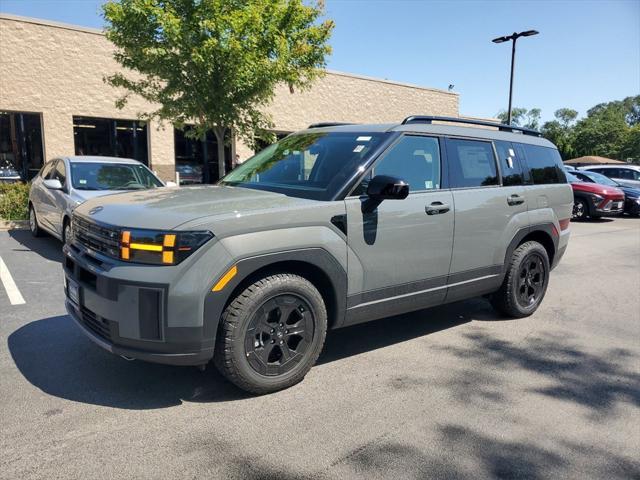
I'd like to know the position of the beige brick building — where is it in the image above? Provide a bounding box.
[0,13,459,184]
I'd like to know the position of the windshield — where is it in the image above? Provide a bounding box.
[70,163,163,191]
[578,170,619,187]
[564,170,579,182]
[219,131,387,200]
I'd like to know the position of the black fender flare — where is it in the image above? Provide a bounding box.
[203,248,347,343]
[503,223,560,275]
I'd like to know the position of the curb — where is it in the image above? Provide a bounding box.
[0,220,29,231]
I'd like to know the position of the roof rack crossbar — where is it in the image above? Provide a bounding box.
[307,122,357,129]
[401,115,541,137]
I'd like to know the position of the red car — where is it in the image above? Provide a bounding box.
[566,171,625,220]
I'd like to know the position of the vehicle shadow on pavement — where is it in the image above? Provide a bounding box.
[318,297,497,365]
[7,299,499,409]
[7,314,251,409]
[8,229,63,262]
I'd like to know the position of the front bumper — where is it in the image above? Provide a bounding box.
[62,240,231,366]
[593,198,625,217]
[66,300,213,365]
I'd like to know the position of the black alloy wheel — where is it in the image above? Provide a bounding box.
[516,253,546,309]
[244,294,314,376]
[572,199,587,220]
[214,273,328,394]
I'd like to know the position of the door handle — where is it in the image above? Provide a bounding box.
[507,194,525,206]
[425,202,451,215]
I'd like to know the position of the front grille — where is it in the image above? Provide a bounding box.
[72,215,120,258]
[80,306,112,341]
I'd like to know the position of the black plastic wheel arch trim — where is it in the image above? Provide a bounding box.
[203,248,348,342]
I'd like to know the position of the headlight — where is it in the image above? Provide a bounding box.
[120,229,213,265]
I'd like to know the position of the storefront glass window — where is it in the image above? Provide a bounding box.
[0,111,45,181]
[73,116,149,165]
[174,127,232,185]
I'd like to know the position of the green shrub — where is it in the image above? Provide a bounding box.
[0,182,30,221]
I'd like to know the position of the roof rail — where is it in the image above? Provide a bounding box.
[307,122,356,129]
[401,115,541,137]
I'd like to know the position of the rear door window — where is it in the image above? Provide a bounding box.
[446,138,498,188]
[521,144,566,184]
[618,168,640,180]
[494,141,525,186]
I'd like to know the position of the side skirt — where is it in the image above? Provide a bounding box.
[343,265,502,327]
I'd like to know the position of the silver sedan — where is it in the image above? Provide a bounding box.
[28,156,169,242]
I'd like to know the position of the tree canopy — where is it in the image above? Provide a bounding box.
[103,0,334,178]
[498,96,639,163]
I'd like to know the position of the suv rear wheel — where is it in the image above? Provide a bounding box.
[214,273,327,394]
[491,241,550,318]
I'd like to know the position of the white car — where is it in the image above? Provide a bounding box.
[28,156,166,242]
[579,165,640,189]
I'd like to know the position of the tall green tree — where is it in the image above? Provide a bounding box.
[541,108,578,160]
[103,0,334,179]
[496,107,541,129]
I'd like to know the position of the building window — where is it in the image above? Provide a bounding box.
[73,116,149,165]
[0,111,45,181]
[174,127,231,185]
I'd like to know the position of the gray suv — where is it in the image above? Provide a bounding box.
[63,116,572,393]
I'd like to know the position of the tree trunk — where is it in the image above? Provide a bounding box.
[214,127,226,181]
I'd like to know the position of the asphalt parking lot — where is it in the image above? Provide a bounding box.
[1,218,639,480]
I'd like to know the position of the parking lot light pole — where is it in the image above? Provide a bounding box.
[492,30,539,125]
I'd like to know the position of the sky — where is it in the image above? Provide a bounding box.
[1,0,638,123]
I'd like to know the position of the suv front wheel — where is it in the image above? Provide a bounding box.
[214,273,328,394]
[491,241,550,318]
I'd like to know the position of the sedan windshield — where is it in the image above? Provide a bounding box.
[70,163,163,191]
[220,131,387,200]
[577,170,619,187]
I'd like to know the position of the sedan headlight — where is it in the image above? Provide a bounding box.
[590,194,604,205]
[120,229,213,265]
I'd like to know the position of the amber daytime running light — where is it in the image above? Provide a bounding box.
[119,229,213,265]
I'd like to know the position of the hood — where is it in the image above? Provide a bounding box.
[618,185,640,198]
[570,181,624,197]
[73,185,317,230]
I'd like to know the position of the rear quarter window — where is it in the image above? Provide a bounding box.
[521,144,566,184]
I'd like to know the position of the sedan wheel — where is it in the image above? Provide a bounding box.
[572,199,587,220]
[29,206,42,237]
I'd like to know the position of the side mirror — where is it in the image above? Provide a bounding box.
[43,179,63,190]
[366,175,409,201]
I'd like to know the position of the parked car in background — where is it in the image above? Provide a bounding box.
[580,165,640,189]
[29,156,165,242]
[565,170,625,220]
[573,170,640,216]
[175,163,203,185]
[0,159,21,183]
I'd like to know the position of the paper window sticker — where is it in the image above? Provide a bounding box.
[79,179,87,184]
[356,136,372,142]
[425,180,433,189]
[508,148,515,157]
[353,145,365,153]
[507,157,514,169]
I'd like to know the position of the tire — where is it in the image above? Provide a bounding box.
[29,205,42,237]
[490,241,550,318]
[572,198,588,220]
[214,273,328,394]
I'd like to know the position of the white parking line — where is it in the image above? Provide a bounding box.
[0,255,25,305]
